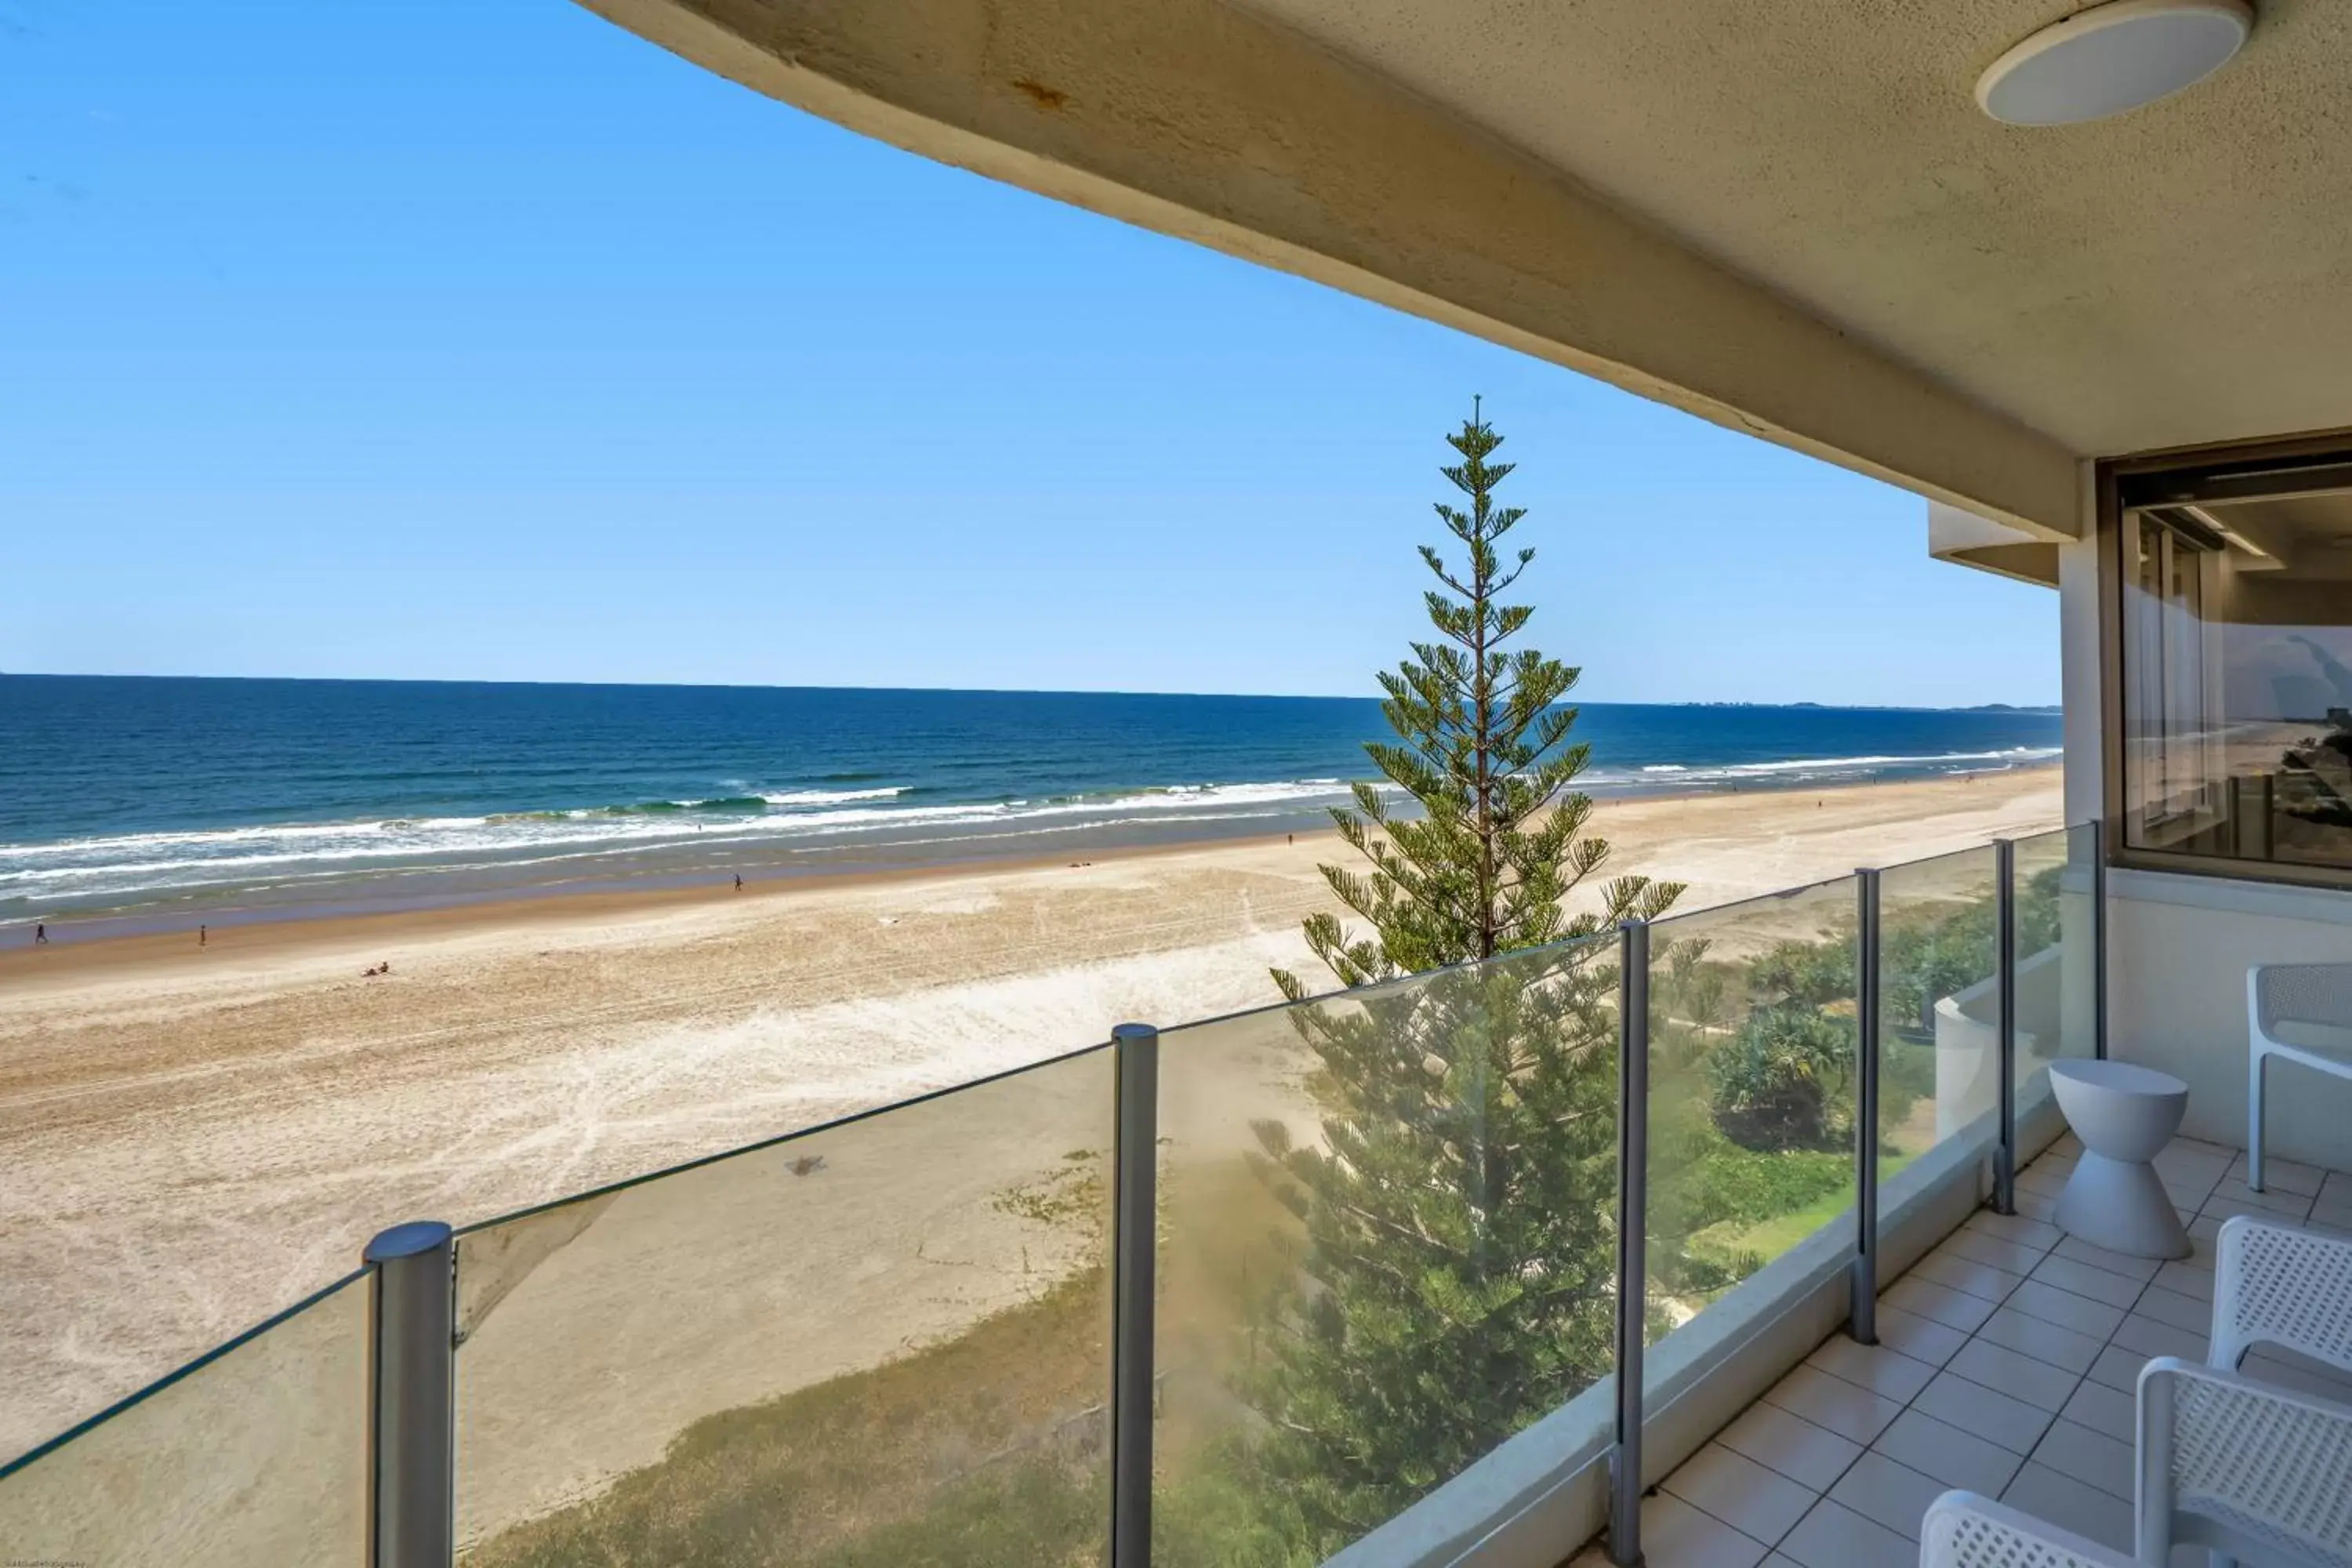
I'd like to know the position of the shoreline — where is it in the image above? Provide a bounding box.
[0,764,2063,966]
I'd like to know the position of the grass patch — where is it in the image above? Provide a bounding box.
[463,1265,1111,1568]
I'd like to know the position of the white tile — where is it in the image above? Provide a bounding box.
[1761,1364,1903,1446]
[1965,1210,2063,1250]
[2201,1193,2313,1228]
[2161,1173,2221,1209]
[2185,1213,2222,1252]
[2029,1417,2135,1500]
[2060,1377,2135,1442]
[2151,1148,2232,1189]
[2229,1150,2325,1196]
[2017,1161,2071,1199]
[2005,1278,2127,1339]
[1827,1450,1946,1541]
[1664,1443,1817,1548]
[2320,1168,2352,1207]
[1976,1305,2106,1374]
[2028,1252,2147,1310]
[2309,1199,2352,1235]
[1806,1337,1935,1404]
[1881,1276,1997,1334]
[1911,1247,2023,1303]
[1940,1228,2046,1276]
[1914,1369,2056,1454]
[2132,1283,2210,1334]
[2208,1175,2318,1215]
[1777,1497,1915,1568]
[1873,1305,1968,1368]
[1719,1399,1864,1492]
[2014,1188,2060,1224]
[2152,1260,2212,1303]
[2085,1343,2151,1395]
[1870,1407,2024,1497]
[2113,1312,2205,1362]
[1640,1490,1770,1568]
[2003,1460,2133,1554]
[1948,1337,2081,1413]
[2053,1234,2162,1283]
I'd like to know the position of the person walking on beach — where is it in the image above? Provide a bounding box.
[33,923,46,945]
[199,924,208,947]
[734,873,742,891]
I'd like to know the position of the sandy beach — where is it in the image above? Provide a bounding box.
[0,768,2060,1526]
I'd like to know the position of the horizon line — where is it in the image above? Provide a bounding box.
[0,670,2063,713]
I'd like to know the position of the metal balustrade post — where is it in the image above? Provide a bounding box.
[1610,920,1649,1568]
[1994,838,2019,1216]
[365,1221,455,1568]
[1850,869,1881,1345]
[1110,1022,1160,1568]
[2092,818,2110,1062]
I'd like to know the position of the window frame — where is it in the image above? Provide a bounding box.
[2100,431,2352,893]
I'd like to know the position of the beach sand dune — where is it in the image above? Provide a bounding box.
[0,769,2060,1504]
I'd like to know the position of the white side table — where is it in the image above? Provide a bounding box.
[2049,1059,2193,1260]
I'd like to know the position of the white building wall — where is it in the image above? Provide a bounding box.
[2109,871,2352,1163]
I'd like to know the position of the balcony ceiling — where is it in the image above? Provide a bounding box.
[1237,0,2352,459]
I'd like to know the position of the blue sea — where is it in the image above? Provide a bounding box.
[0,676,2061,933]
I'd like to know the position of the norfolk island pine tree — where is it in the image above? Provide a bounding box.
[1199,405,1685,1557]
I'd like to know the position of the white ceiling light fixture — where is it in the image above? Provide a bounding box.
[1976,0,2255,125]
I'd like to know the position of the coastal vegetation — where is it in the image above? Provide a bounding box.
[1205,405,1682,1551]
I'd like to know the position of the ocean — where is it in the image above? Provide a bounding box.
[0,675,2060,934]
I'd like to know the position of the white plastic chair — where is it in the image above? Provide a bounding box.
[2136,1356,2352,1567]
[1919,1490,2135,1566]
[2212,1214,2352,1378]
[2249,964,2352,1192]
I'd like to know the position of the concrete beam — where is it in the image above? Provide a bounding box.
[581,0,2083,537]
[1929,499,2061,587]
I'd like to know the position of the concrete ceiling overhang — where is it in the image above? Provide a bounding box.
[574,0,2325,539]
[1239,0,2352,463]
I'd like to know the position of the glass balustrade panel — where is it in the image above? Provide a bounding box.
[452,1045,1116,1567]
[1152,937,1621,1563]
[1643,878,1860,1399]
[1876,844,2003,1215]
[0,1270,370,1568]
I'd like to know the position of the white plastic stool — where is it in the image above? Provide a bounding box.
[2050,1058,2193,1260]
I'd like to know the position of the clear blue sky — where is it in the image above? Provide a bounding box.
[0,2,2056,706]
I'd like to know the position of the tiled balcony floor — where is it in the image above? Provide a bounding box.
[1580,1134,2352,1568]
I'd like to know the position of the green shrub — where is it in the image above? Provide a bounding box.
[1707,1000,1857,1151]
